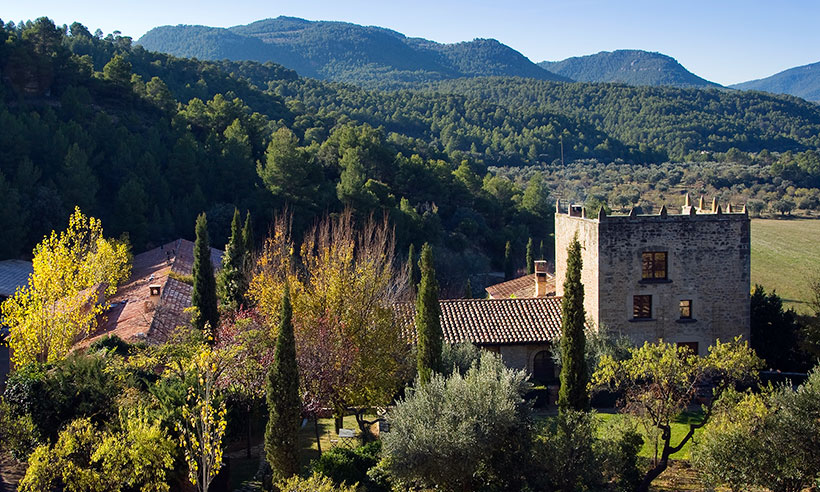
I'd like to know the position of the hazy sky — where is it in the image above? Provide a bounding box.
[4,0,819,85]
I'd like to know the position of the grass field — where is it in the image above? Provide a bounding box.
[597,411,703,460]
[751,218,820,313]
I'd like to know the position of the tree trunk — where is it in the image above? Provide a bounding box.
[246,404,252,459]
[314,416,322,455]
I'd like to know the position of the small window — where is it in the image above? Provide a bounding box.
[679,300,692,319]
[633,295,652,319]
[641,252,668,280]
[677,342,699,355]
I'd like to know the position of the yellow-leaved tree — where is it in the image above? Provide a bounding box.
[250,210,411,436]
[1,207,131,365]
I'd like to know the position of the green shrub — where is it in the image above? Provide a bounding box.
[89,334,132,356]
[311,441,385,490]
[440,341,482,376]
[3,354,119,442]
[277,472,358,492]
[382,352,532,491]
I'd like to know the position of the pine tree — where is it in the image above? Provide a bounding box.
[217,208,245,311]
[265,283,300,482]
[504,241,514,280]
[408,244,420,288]
[415,243,442,385]
[192,213,219,338]
[558,233,589,412]
[526,237,535,274]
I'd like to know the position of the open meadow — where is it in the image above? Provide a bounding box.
[751,218,820,313]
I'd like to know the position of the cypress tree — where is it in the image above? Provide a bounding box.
[539,240,546,260]
[408,243,420,287]
[415,243,442,385]
[192,213,219,337]
[217,208,245,311]
[265,283,300,482]
[558,232,589,412]
[504,241,514,280]
[526,237,535,274]
[242,210,253,260]
[464,279,473,299]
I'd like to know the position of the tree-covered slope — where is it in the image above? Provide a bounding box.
[731,61,820,102]
[538,50,719,88]
[137,16,567,86]
[423,77,820,158]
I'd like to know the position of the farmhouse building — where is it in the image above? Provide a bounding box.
[82,239,223,347]
[554,196,751,355]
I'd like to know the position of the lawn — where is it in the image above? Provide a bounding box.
[597,410,703,460]
[751,218,820,313]
[225,414,374,489]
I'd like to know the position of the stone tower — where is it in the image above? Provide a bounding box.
[554,197,750,355]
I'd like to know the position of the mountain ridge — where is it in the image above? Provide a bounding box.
[731,61,820,102]
[137,16,570,86]
[538,50,720,88]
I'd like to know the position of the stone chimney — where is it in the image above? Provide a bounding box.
[145,284,162,312]
[534,260,549,297]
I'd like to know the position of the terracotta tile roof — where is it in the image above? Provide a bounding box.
[83,239,222,346]
[396,297,566,345]
[0,260,33,299]
[485,273,555,299]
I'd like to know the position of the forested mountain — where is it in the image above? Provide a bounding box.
[422,77,820,158]
[538,50,719,88]
[137,17,568,87]
[731,61,820,102]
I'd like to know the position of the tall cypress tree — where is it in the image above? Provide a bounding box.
[539,240,546,260]
[526,237,535,274]
[408,243,420,288]
[504,241,514,280]
[265,283,300,482]
[558,233,589,412]
[192,212,219,337]
[416,243,442,385]
[217,208,245,311]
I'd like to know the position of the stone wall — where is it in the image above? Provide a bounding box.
[483,343,553,375]
[555,203,750,355]
[555,211,601,327]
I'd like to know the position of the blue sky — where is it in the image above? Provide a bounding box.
[4,0,819,85]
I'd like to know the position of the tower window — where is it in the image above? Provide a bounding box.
[680,300,692,319]
[633,295,652,319]
[642,252,667,280]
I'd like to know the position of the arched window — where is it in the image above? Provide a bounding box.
[532,350,555,384]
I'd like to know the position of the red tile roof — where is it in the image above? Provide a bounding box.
[396,296,566,345]
[485,273,555,299]
[82,239,222,346]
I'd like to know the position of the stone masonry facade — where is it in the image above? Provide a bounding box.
[555,200,750,355]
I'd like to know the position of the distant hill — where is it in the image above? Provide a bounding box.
[538,50,720,88]
[137,17,569,86]
[731,61,820,102]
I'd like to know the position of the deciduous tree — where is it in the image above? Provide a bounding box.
[592,338,763,492]
[2,207,130,365]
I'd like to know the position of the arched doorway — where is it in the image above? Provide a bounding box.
[532,350,555,384]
